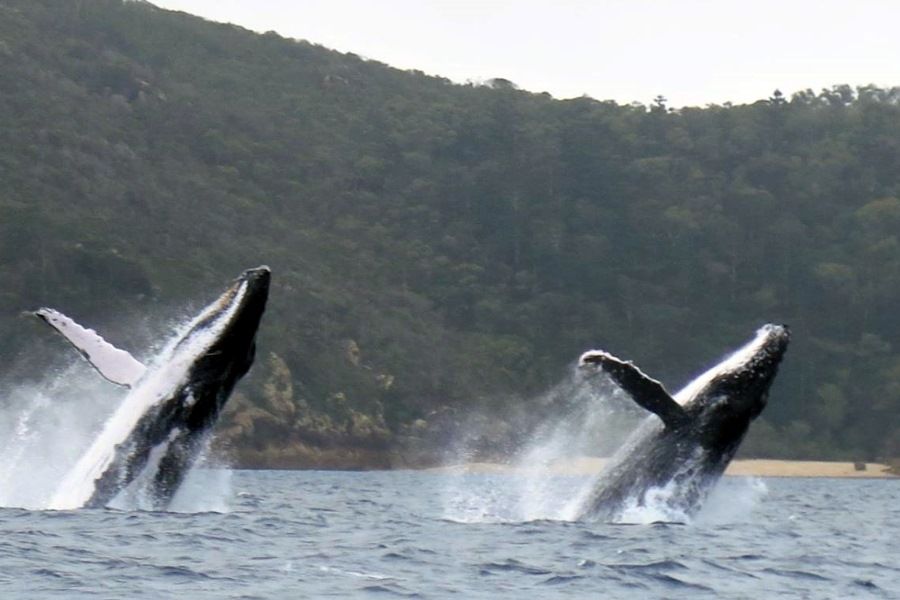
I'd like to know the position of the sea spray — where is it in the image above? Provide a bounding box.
[0,364,118,509]
[510,373,640,521]
[168,466,233,513]
[697,476,769,524]
[111,438,234,513]
[440,368,644,523]
[612,472,769,525]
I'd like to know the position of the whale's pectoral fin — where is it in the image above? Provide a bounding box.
[580,351,688,428]
[34,308,146,387]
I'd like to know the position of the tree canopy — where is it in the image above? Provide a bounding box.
[0,0,897,464]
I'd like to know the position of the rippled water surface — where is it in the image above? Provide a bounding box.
[1,471,897,598]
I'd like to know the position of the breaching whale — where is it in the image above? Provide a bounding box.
[36,266,270,510]
[576,324,790,521]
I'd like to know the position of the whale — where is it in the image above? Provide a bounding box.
[35,266,270,510]
[576,324,790,521]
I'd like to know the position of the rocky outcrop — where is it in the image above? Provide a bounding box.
[213,342,526,470]
[215,350,396,469]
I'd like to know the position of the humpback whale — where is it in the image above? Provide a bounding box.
[36,267,270,510]
[576,324,789,521]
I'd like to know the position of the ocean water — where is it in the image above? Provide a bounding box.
[0,470,896,599]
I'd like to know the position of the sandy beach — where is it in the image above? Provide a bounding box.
[725,459,895,478]
[428,458,897,478]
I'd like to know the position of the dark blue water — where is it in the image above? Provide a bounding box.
[1,471,897,598]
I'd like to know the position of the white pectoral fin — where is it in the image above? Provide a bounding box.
[35,308,146,387]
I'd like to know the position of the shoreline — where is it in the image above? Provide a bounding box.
[423,458,898,478]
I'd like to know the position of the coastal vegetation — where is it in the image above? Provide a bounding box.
[1,0,897,466]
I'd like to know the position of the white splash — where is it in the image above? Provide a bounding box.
[108,436,233,513]
[167,467,233,513]
[605,473,769,526]
[106,428,182,511]
[511,383,623,522]
[616,479,693,524]
[697,476,769,524]
[0,366,119,509]
[440,373,643,523]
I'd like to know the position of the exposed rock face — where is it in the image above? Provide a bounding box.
[215,351,396,469]
[214,344,525,470]
[344,340,361,367]
[261,352,297,419]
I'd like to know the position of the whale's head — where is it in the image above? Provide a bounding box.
[173,266,271,430]
[682,324,790,448]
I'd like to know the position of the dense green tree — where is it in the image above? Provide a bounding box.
[0,0,897,464]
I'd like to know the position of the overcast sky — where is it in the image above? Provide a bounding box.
[149,0,900,108]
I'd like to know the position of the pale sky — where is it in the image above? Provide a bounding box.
[149,0,900,108]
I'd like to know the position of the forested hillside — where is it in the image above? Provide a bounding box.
[1,0,897,465]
